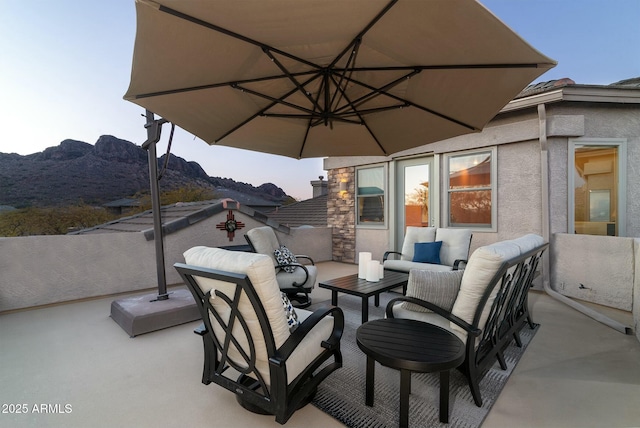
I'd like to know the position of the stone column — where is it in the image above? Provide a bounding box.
[328,167,355,262]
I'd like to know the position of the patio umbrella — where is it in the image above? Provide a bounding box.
[124,0,556,159]
[123,0,555,301]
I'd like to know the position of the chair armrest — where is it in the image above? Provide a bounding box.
[294,255,315,265]
[275,262,310,288]
[452,259,468,270]
[383,251,402,262]
[271,306,345,365]
[385,296,481,337]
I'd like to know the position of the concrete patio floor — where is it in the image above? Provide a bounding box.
[1,261,639,428]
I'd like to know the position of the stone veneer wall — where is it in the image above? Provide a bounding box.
[328,167,355,262]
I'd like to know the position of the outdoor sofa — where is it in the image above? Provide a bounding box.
[386,233,548,406]
[383,226,472,273]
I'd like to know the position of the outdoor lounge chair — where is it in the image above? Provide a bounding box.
[245,226,317,308]
[383,227,472,273]
[386,234,548,406]
[175,247,344,425]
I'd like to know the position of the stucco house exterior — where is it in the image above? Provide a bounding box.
[324,77,640,334]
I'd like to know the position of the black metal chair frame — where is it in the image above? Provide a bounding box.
[175,262,344,424]
[244,233,315,308]
[386,243,547,407]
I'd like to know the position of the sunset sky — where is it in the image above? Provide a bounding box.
[1,0,638,199]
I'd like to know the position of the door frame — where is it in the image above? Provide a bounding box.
[392,155,440,251]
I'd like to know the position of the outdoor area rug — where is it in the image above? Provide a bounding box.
[309,292,539,428]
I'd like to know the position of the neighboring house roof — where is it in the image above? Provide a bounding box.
[610,77,640,87]
[502,76,640,113]
[515,77,576,99]
[215,188,281,211]
[69,198,294,239]
[267,195,328,227]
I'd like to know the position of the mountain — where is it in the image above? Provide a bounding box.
[0,135,290,208]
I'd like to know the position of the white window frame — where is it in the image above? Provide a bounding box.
[443,147,497,232]
[568,138,627,236]
[355,164,387,229]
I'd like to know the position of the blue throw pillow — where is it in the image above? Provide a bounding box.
[413,241,443,264]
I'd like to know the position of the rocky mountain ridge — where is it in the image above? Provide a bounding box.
[0,135,289,208]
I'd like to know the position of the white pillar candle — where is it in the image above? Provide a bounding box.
[379,262,384,279]
[358,252,372,279]
[366,260,380,282]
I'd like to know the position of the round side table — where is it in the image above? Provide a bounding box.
[356,318,465,426]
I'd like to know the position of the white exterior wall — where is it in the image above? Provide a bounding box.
[0,211,332,312]
[325,101,638,316]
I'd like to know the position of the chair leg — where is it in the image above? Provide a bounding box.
[496,349,508,370]
[197,326,216,385]
[287,292,312,309]
[526,315,536,329]
[465,364,483,407]
[469,376,483,407]
[513,331,523,348]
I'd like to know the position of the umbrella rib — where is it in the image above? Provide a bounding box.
[298,81,326,158]
[328,83,389,155]
[341,63,545,72]
[329,0,398,69]
[330,38,362,114]
[333,69,420,115]
[131,71,317,99]
[340,74,478,131]
[215,73,322,142]
[232,83,320,116]
[156,4,323,71]
[262,48,322,112]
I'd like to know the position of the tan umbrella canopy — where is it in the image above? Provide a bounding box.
[124,0,555,159]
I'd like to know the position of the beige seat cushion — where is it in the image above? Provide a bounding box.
[183,246,331,386]
[383,259,453,273]
[507,233,545,254]
[435,228,472,267]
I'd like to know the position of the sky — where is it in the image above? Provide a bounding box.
[1,1,639,200]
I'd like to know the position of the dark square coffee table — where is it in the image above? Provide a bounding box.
[318,271,408,324]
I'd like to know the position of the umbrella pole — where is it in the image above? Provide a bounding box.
[142,110,169,300]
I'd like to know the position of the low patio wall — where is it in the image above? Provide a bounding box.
[635,239,640,342]
[0,220,332,313]
[550,233,635,312]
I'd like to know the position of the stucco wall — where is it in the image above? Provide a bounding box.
[634,239,640,342]
[355,227,390,264]
[0,233,156,312]
[551,233,634,311]
[0,210,332,313]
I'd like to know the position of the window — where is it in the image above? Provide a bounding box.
[444,148,496,229]
[569,139,626,236]
[356,165,385,226]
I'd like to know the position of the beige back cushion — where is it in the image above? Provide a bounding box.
[246,226,280,266]
[435,228,472,266]
[183,246,290,385]
[400,226,436,261]
[450,240,520,337]
[508,233,545,253]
